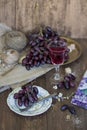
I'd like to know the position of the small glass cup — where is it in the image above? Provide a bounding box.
[47,42,66,85]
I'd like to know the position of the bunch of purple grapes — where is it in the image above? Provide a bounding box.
[60,104,76,115]
[14,84,38,107]
[22,26,69,70]
[57,73,76,90]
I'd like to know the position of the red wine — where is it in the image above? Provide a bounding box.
[49,47,66,64]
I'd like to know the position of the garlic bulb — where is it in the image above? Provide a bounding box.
[5,31,28,51]
[3,49,20,65]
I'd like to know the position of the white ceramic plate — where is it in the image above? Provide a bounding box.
[7,85,52,116]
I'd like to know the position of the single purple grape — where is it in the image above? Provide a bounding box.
[34,46,41,53]
[52,31,59,37]
[21,85,27,90]
[43,32,49,39]
[24,99,29,107]
[41,60,45,65]
[46,26,52,32]
[39,47,45,51]
[59,40,66,47]
[66,48,70,53]
[26,84,33,90]
[34,56,39,61]
[26,54,30,59]
[31,49,35,53]
[39,42,44,46]
[18,90,24,97]
[18,90,24,94]
[64,81,70,90]
[39,54,43,59]
[21,96,25,102]
[30,63,34,68]
[43,56,47,62]
[31,42,37,47]
[68,74,76,81]
[25,86,30,92]
[33,87,38,94]
[32,94,38,101]
[64,51,69,62]
[46,59,51,64]
[69,81,75,88]
[22,58,29,66]
[57,81,64,89]
[18,93,23,98]
[64,75,70,81]
[26,65,30,70]
[28,60,33,65]
[35,61,40,67]
[44,50,49,56]
[38,36,44,41]
[60,104,69,111]
[36,39,40,44]
[25,86,32,94]
[14,93,19,99]
[33,51,39,56]
[68,106,76,115]
[18,98,22,106]
[29,96,34,103]
[33,60,37,66]
[29,40,33,45]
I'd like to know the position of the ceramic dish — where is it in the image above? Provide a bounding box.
[7,85,52,116]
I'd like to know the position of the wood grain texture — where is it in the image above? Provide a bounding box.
[0,0,87,38]
[0,0,16,28]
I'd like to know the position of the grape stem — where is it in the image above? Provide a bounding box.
[39,27,43,37]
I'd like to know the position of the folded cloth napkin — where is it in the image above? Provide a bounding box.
[71,70,87,109]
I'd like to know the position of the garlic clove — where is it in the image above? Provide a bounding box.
[3,49,20,65]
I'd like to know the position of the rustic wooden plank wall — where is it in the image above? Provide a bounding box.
[0,0,87,38]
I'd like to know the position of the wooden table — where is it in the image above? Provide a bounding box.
[0,39,87,130]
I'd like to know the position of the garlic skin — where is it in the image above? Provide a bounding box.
[3,49,19,65]
[65,67,72,74]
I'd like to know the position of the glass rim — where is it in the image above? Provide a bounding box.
[48,46,67,53]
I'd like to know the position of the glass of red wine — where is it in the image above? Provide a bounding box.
[47,41,67,85]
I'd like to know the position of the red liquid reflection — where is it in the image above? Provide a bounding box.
[49,47,66,65]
